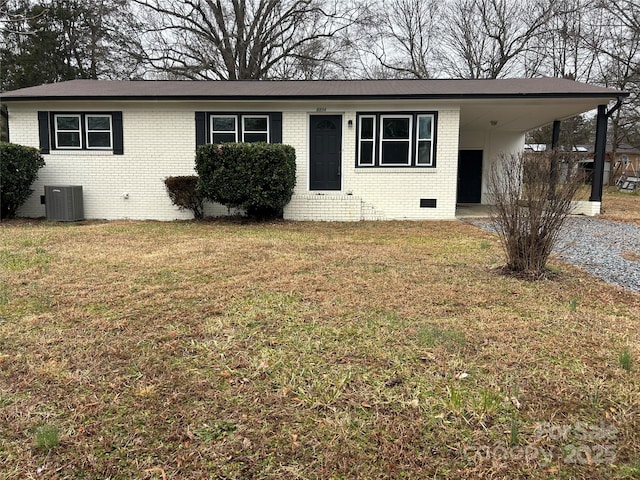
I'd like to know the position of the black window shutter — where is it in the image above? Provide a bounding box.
[269,112,282,143]
[37,111,50,153]
[112,111,124,155]
[195,112,207,147]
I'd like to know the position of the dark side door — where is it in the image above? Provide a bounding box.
[457,150,483,203]
[309,115,342,190]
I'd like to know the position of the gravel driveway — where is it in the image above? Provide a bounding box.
[467,217,640,292]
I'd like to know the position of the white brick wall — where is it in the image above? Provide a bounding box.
[459,129,527,205]
[10,103,199,220]
[283,108,460,221]
[8,100,462,221]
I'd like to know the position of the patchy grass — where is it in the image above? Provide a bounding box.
[0,219,638,479]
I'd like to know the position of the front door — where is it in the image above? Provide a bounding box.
[457,150,483,203]
[310,115,342,190]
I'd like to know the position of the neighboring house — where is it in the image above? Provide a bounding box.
[0,78,624,221]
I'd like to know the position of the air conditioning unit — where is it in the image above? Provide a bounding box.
[44,185,84,221]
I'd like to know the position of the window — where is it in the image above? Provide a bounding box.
[416,114,434,166]
[242,115,269,143]
[380,115,412,165]
[356,112,437,167]
[211,115,237,143]
[55,115,82,148]
[53,113,115,150]
[198,112,282,146]
[38,111,123,154]
[358,115,375,165]
[86,115,113,149]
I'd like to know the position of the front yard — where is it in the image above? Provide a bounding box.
[0,214,638,478]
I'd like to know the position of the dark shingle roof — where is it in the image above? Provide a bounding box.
[1,78,626,101]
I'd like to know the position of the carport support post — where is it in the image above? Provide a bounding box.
[550,120,561,189]
[590,105,607,202]
[551,120,561,149]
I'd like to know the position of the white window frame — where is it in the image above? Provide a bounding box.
[210,115,238,143]
[85,114,113,150]
[358,115,376,166]
[242,115,270,143]
[54,114,82,149]
[379,114,412,166]
[416,114,435,166]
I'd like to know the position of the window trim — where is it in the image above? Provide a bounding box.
[210,114,238,143]
[39,111,122,154]
[357,115,376,166]
[200,112,282,146]
[355,111,438,168]
[241,114,270,143]
[416,114,435,167]
[380,114,412,166]
[85,114,113,150]
[51,112,116,151]
[54,114,82,149]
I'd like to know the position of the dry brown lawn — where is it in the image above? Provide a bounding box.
[0,218,638,479]
[601,186,640,224]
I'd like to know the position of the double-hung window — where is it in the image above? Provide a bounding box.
[416,114,434,166]
[380,115,412,166]
[356,112,437,167]
[358,115,375,166]
[242,115,269,143]
[53,113,114,150]
[86,115,113,149]
[211,115,238,143]
[54,114,82,149]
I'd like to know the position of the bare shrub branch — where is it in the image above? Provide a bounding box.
[488,150,585,276]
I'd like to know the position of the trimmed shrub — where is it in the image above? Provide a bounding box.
[164,175,204,219]
[195,142,296,219]
[0,142,45,220]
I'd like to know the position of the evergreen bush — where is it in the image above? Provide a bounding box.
[0,142,45,219]
[195,143,296,220]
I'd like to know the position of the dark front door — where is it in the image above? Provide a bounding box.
[457,150,483,203]
[310,115,342,190]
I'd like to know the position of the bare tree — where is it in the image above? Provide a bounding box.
[128,0,365,80]
[594,0,640,151]
[441,0,555,79]
[525,0,601,81]
[357,0,443,79]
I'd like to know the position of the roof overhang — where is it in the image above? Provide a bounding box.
[1,78,627,133]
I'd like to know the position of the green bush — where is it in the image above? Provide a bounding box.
[195,142,296,219]
[164,175,204,219]
[0,142,45,220]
